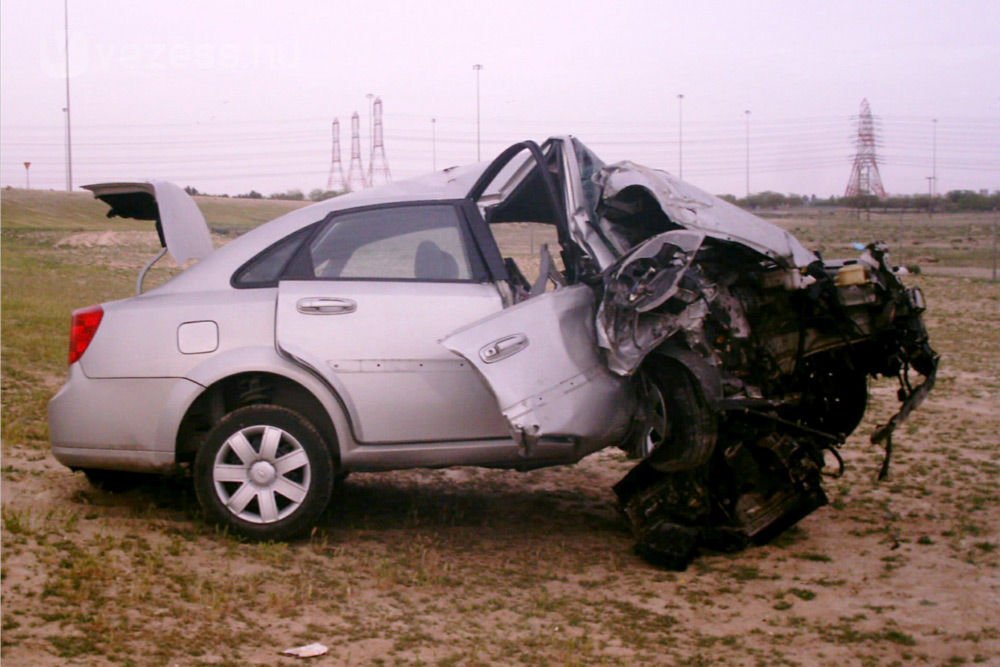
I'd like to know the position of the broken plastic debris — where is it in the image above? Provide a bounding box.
[281,642,329,658]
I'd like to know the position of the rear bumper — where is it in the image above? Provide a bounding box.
[48,365,203,473]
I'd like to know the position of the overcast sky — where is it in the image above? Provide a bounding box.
[2,0,998,197]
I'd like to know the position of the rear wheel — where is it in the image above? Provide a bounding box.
[194,404,334,541]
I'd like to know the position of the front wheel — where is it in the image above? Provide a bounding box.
[194,405,334,541]
[627,359,717,471]
[628,374,670,460]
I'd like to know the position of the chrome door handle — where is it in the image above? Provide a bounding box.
[479,333,529,363]
[296,297,357,315]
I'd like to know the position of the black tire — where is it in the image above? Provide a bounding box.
[638,359,718,472]
[81,468,149,493]
[194,404,334,541]
[794,353,868,437]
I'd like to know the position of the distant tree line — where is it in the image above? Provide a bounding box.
[719,190,1000,212]
[183,186,345,202]
[234,188,343,202]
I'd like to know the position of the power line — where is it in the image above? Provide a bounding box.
[4,110,997,194]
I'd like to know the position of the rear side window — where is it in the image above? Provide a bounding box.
[303,205,475,281]
[232,226,314,288]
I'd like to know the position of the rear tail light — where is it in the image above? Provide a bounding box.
[69,305,104,365]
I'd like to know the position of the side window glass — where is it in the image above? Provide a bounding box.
[233,225,313,287]
[306,205,473,281]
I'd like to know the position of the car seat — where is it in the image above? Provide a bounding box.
[414,240,459,280]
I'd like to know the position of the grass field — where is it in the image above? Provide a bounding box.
[2,187,997,665]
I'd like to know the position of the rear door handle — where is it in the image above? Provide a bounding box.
[479,333,529,363]
[296,297,357,315]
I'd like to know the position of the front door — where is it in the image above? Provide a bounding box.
[437,140,635,457]
[441,284,635,457]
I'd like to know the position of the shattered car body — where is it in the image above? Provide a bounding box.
[600,232,936,566]
[49,136,937,567]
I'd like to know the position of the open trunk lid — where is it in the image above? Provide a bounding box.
[83,181,213,264]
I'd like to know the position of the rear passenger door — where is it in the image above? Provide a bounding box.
[275,202,510,444]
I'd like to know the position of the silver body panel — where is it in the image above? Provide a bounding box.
[49,365,202,471]
[78,288,276,379]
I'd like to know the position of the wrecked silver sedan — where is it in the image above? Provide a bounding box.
[49,137,936,567]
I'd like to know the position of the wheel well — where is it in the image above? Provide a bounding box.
[176,372,339,466]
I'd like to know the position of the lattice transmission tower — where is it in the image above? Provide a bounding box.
[844,98,887,198]
[367,97,392,187]
[346,112,367,192]
[326,119,347,192]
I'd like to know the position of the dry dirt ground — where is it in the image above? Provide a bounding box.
[2,204,998,665]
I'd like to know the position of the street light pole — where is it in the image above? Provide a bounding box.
[677,94,684,179]
[64,0,73,192]
[473,64,483,161]
[744,109,751,199]
[926,176,934,221]
[431,117,437,171]
[931,118,938,198]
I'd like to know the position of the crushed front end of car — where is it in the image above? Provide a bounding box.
[588,164,938,569]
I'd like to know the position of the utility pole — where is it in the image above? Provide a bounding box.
[24,162,31,189]
[926,176,934,221]
[431,117,437,171]
[677,93,684,179]
[63,0,73,191]
[473,64,483,161]
[931,118,938,198]
[744,109,751,199]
